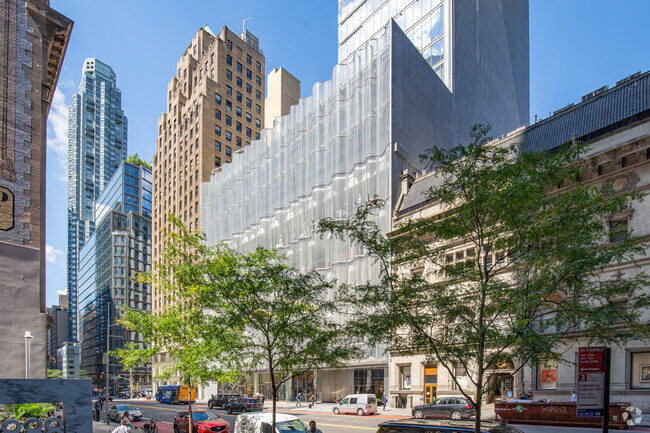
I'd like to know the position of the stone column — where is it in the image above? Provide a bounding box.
[254,372,259,394]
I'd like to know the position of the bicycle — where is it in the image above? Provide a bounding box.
[137,419,158,433]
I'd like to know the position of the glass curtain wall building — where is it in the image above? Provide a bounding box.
[67,58,128,344]
[77,161,152,391]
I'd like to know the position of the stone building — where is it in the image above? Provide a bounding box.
[151,25,266,394]
[390,70,650,410]
[0,0,72,379]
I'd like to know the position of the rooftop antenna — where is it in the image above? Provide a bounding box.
[242,17,252,34]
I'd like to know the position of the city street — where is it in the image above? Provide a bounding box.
[94,399,650,433]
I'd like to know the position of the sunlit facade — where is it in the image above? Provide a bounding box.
[77,161,152,392]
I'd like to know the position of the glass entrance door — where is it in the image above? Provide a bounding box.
[424,384,437,404]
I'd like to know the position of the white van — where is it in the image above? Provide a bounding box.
[234,412,309,433]
[333,393,378,415]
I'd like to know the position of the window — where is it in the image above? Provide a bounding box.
[256,90,262,101]
[631,352,650,389]
[215,93,221,105]
[211,53,214,63]
[246,69,252,79]
[246,54,252,65]
[399,365,411,389]
[227,40,232,51]
[226,115,232,126]
[215,109,221,120]
[215,141,221,152]
[236,121,242,132]
[237,77,242,88]
[236,107,242,117]
[226,54,232,65]
[255,132,260,139]
[215,124,221,136]
[256,104,261,115]
[246,127,252,138]
[255,118,261,128]
[226,70,232,81]
[246,84,252,94]
[256,61,261,73]
[236,136,242,146]
[235,62,242,73]
[215,156,221,167]
[226,85,232,96]
[226,146,232,157]
[226,100,232,112]
[246,112,252,123]
[246,98,252,109]
[236,91,242,103]
[536,359,557,390]
[256,75,262,87]
[609,217,629,242]
[225,131,232,142]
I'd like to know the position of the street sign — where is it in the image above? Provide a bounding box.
[577,347,606,418]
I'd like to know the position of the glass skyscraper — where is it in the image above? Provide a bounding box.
[67,58,127,344]
[77,161,152,391]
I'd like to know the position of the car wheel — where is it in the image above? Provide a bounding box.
[227,407,232,414]
[357,408,364,416]
[413,409,424,419]
[173,425,180,433]
[333,407,340,415]
[450,410,462,420]
[241,407,247,413]
[208,401,213,409]
[193,429,198,433]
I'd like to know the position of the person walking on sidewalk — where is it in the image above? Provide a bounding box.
[309,393,315,408]
[296,392,302,406]
[381,392,387,411]
[112,420,129,433]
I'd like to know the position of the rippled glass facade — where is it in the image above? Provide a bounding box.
[203,28,391,296]
[77,162,152,391]
[339,0,447,82]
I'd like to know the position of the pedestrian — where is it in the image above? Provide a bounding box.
[336,395,342,405]
[112,420,129,433]
[381,392,387,411]
[296,392,302,406]
[309,393,315,408]
[94,400,101,421]
[308,420,323,433]
[571,390,577,402]
[121,410,133,428]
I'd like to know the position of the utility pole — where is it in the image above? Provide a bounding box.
[105,305,110,425]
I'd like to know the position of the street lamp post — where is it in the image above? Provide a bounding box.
[24,331,33,379]
[104,305,123,424]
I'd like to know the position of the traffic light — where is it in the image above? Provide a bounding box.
[100,374,103,380]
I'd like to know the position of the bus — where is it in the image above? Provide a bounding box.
[155,385,196,404]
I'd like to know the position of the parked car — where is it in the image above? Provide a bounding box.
[377,419,523,433]
[332,394,377,415]
[107,404,142,422]
[412,397,475,420]
[173,410,230,433]
[226,397,264,414]
[209,393,242,409]
[234,412,308,433]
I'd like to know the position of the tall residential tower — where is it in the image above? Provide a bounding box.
[67,59,127,348]
[151,25,265,392]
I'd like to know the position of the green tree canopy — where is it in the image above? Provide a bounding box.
[318,125,650,433]
[126,153,151,169]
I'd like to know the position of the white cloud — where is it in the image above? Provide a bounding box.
[57,289,67,296]
[46,244,64,263]
[46,88,69,181]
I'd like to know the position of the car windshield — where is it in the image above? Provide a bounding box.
[277,420,308,431]
[193,411,218,421]
[116,406,134,411]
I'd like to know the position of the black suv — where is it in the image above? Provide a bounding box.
[208,393,241,409]
[412,397,475,419]
[226,397,264,414]
[377,419,524,433]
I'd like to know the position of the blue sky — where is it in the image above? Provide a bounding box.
[45,0,650,306]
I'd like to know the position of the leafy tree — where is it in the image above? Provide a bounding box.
[5,403,55,420]
[201,247,362,432]
[126,153,151,169]
[115,215,241,432]
[318,125,650,433]
[46,369,64,379]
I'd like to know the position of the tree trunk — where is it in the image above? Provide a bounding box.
[187,375,193,433]
[269,361,277,433]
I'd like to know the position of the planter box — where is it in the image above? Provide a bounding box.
[494,401,630,429]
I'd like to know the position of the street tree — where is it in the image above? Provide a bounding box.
[318,125,650,432]
[202,247,362,432]
[115,216,242,432]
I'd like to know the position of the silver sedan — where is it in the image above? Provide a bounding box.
[107,404,142,422]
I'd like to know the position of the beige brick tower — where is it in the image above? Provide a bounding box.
[151,25,265,391]
[264,67,300,128]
